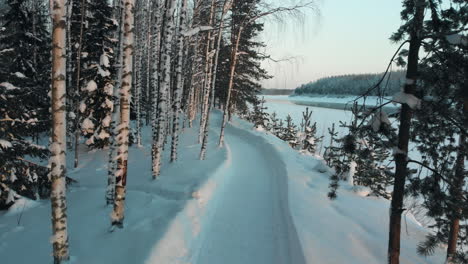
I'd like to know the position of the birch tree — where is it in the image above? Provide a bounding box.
[49,0,69,261]
[111,0,134,228]
[170,0,188,162]
[198,0,216,144]
[133,0,145,147]
[185,0,203,128]
[152,0,177,178]
[107,0,125,205]
[200,0,232,160]
[150,0,163,178]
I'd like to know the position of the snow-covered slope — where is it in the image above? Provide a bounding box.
[0,112,444,264]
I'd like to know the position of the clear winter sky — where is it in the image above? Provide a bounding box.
[260,0,404,90]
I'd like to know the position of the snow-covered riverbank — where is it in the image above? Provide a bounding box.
[265,95,396,111]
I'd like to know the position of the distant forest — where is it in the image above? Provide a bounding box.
[293,70,405,96]
[261,88,294,95]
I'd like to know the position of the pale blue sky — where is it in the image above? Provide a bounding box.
[261,0,404,90]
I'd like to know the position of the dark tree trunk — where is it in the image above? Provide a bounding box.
[446,98,467,262]
[388,1,425,263]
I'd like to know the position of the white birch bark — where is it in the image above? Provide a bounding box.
[170,0,188,162]
[107,0,124,205]
[200,0,232,159]
[133,1,144,147]
[218,26,242,147]
[144,0,152,127]
[186,35,200,128]
[152,0,177,178]
[111,0,134,228]
[198,0,216,144]
[151,0,163,178]
[186,1,203,128]
[50,0,69,261]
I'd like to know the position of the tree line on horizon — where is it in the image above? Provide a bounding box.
[293,70,406,97]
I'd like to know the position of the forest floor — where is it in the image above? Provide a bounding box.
[0,111,445,264]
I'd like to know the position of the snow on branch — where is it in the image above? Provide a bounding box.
[181,26,214,37]
[368,111,391,132]
[392,92,421,110]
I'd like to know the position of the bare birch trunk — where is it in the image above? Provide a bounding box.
[198,0,216,144]
[50,0,69,261]
[144,1,152,127]
[388,1,425,263]
[218,26,242,147]
[133,1,145,147]
[152,0,177,178]
[200,0,232,160]
[107,0,125,205]
[170,0,188,162]
[186,36,200,128]
[111,0,134,228]
[151,0,163,178]
[186,2,203,128]
[73,0,87,168]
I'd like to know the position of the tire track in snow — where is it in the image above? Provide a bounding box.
[192,123,306,264]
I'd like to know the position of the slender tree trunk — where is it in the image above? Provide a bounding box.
[50,0,69,261]
[388,1,425,263]
[107,0,125,205]
[200,0,232,159]
[186,2,202,128]
[170,0,188,162]
[152,0,177,178]
[218,25,243,147]
[198,0,216,144]
[151,0,163,178]
[111,0,134,228]
[73,0,87,168]
[32,1,38,78]
[446,105,467,263]
[66,0,74,149]
[144,2,152,127]
[133,1,144,147]
[186,36,199,128]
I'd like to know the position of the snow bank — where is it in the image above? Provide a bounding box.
[228,116,445,264]
[0,115,228,264]
[5,197,41,217]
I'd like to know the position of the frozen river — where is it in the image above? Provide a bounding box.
[263,96,354,154]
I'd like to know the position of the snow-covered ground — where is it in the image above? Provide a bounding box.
[0,111,444,263]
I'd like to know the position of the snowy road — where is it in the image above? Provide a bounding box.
[192,125,306,264]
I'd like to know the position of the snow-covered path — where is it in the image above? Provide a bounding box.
[193,125,306,264]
